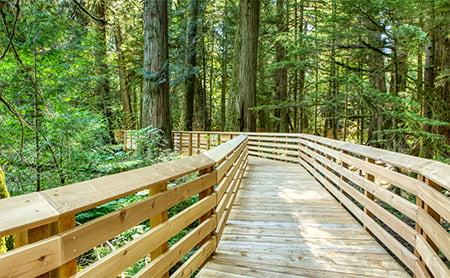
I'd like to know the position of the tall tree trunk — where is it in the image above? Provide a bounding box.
[274,0,289,133]
[94,0,113,137]
[238,0,260,132]
[142,0,171,146]
[114,25,133,130]
[184,0,200,131]
[367,34,387,146]
[220,0,229,131]
[420,42,435,158]
[434,6,450,150]
[295,0,307,133]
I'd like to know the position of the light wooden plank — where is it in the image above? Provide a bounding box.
[135,217,216,277]
[416,208,450,260]
[171,238,216,278]
[200,157,410,278]
[415,234,450,278]
[0,236,62,278]
[73,194,216,278]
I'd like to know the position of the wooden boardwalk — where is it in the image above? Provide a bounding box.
[197,157,410,278]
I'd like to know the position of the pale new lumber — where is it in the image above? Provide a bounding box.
[200,157,409,278]
[300,138,421,195]
[0,154,216,237]
[298,155,420,274]
[417,183,450,223]
[210,253,410,278]
[216,153,246,234]
[298,133,450,191]
[135,217,216,277]
[416,208,450,259]
[415,234,450,278]
[248,146,299,157]
[41,153,216,215]
[0,193,59,238]
[301,145,418,221]
[59,172,215,262]
[313,156,417,245]
[72,195,216,278]
[0,236,61,278]
[171,238,216,278]
[203,136,246,163]
[216,150,247,203]
[216,140,247,181]
[50,214,77,277]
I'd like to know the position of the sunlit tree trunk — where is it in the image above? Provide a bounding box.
[238,0,260,132]
[142,0,171,146]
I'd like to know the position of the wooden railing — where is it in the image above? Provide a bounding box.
[0,135,248,278]
[173,131,450,278]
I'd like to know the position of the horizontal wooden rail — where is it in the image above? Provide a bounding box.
[0,135,248,278]
[173,131,450,278]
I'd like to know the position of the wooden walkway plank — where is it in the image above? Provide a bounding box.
[197,157,410,278]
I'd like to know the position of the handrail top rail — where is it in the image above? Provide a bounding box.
[0,135,248,238]
[174,131,450,191]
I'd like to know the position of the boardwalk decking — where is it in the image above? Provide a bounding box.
[197,157,410,278]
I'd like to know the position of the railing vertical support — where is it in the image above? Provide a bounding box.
[150,182,169,278]
[414,176,441,277]
[15,214,77,278]
[364,158,375,232]
[207,133,211,150]
[197,133,201,154]
[50,215,77,277]
[188,133,193,156]
[198,166,216,249]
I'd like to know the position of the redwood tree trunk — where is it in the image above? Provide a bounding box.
[274,0,288,133]
[114,25,133,129]
[238,0,260,132]
[142,0,171,145]
[94,0,113,136]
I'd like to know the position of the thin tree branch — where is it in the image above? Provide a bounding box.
[0,0,20,61]
[71,0,113,25]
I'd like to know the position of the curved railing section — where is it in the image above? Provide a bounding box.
[0,135,248,278]
[173,131,449,278]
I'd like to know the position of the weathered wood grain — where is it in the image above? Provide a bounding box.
[197,158,410,278]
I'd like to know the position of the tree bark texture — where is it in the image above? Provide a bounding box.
[184,0,200,131]
[142,0,171,144]
[274,0,288,133]
[238,0,260,132]
[114,25,134,129]
[367,33,387,146]
[93,0,113,134]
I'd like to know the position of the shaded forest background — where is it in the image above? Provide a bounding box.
[0,0,449,195]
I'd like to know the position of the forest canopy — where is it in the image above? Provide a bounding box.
[0,0,449,195]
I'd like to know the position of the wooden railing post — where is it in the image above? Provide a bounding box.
[188,133,193,156]
[364,158,375,232]
[414,176,441,277]
[199,166,215,247]
[50,215,77,277]
[197,133,201,154]
[15,214,77,278]
[207,133,211,150]
[150,182,169,278]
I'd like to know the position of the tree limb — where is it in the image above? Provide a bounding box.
[71,0,113,25]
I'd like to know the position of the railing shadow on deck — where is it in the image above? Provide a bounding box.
[173,131,450,278]
[0,135,248,278]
